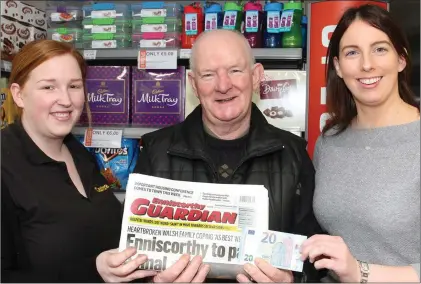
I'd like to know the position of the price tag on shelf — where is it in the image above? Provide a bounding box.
[83,50,97,60]
[179,49,191,59]
[138,49,177,69]
[2,61,12,72]
[84,128,123,148]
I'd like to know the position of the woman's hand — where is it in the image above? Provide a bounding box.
[96,247,157,282]
[300,235,360,282]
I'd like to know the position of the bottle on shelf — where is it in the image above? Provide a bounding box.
[263,2,283,48]
[204,2,223,32]
[243,1,263,48]
[222,2,243,32]
[181,2,204,49]
[281,0,303,48]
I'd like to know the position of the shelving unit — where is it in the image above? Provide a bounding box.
[72,126,160,139]
[78,48,303,61]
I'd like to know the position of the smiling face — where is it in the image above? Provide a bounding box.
[188,30,263,126]
[334,19,406,107]
[11,54,85,139]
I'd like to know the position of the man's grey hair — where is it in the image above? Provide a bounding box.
[189,30,256,72]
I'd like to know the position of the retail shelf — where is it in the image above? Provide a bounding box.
[72,126,160,139]
[78,48,302,61]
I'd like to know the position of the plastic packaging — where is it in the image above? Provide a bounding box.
[263,2,283,48]
[82,18,132,34]
[222,2,243,31]
[83,33,131,49]
[181,2,204,49]
[93,138,140,191]
[132,17,181,33]
[281,1,302,48]
[243,1,263,48]
[204,3,223,31]
[132,32,180,48]
[48,27,83,48]
[83,3,131,19]
[131,2,182,18]
[47,5,83,26]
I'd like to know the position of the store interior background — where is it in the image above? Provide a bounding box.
[25,0,420,98]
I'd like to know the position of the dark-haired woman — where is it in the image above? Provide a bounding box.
[300,4,420,283]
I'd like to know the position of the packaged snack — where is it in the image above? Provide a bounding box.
[93,138,140,191]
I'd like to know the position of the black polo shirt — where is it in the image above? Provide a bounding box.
[1,122,123,283]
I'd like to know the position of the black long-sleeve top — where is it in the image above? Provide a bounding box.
[1,122,122,282]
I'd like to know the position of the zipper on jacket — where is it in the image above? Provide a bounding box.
[232,145,285,175]
[167,149,219,182]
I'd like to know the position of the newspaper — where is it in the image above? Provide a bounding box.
[119,174,269,279]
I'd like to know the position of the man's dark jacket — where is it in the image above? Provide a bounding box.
[134,104,324,282]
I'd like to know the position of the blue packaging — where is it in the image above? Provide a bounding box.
[76,136,140,191]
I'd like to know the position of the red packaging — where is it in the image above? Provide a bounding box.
[181,2,203,49]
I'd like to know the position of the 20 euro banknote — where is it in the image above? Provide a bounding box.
[238,228,307,272]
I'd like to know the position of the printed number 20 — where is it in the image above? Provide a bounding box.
[261,232,276,244]
[244,254,253,261]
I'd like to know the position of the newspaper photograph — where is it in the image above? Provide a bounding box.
[119,174,269,279]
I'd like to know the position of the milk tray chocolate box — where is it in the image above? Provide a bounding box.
[131,66,185,127]
[79,66,130,126]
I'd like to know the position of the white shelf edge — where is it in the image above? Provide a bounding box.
[72,126,160,139]
[79,48,302,60]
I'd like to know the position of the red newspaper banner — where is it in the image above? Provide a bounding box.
[306,0,388,158]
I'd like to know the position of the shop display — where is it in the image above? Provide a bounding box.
[132,2,181,49]
[92,138,140,191]
[263,2,283,48]
[222,2,243,32]
[131,66,185,127]
[81,3,132,49]
[181,2,203,49]
[281,0,303,48]
[131,2,182,18]
[204,2,223,31]
[47,5,83,27]
[79,66,131,125]
[243,1,263,48]
[1,0,46,29]
[46,3,83,47]
[1,0,46,61]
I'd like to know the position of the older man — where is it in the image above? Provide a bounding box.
[134,30,323,283]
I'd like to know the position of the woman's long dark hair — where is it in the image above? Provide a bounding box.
[323,4,417,135]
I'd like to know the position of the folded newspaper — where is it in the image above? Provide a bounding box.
[119,174,269,279]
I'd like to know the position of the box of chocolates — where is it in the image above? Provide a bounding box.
[1,15,46,60]
[131,67,185,127]
[1,1,46,30]
[79,66,130,126]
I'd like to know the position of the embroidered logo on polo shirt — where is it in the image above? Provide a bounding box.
[95,184,110,192]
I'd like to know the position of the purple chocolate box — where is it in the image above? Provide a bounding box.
[131,67,185,127]
[78,66,130,126]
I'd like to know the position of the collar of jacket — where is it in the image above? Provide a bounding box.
[168,103,285,159]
